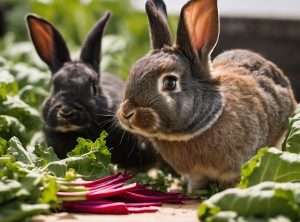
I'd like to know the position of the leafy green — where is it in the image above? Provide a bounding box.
[134,170,177,192]
[9,63,50,89]
[238,147,300,188]
[0,58,47,147]
[0,202,50,222]
[198,182,300,221]
[7,136,34,165]
[45,131,112,179]
[18,85,48,108]
[0,115,27,143]
[0,69,18,101]
[0,133,112,221]
[282,104,300,153]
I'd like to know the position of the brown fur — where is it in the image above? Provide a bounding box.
[117,0,297,192]
[150,49,296,190]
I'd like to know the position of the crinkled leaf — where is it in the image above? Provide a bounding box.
[0,179,22,205]
[0,201,49,222]
[0,69,18,101]
[7,137,33,166]
[203,212,292,222]
[0,137,8,156]
[18,85,48,108]
[0,115,27,143]
[0,96,41,133]
[45,131,112,179]
[33,144,60,168]
[199,182,300,221]
[282,104,300,153]
[0,155,25,180]
[9,63,50,89]
[238,147,300,188]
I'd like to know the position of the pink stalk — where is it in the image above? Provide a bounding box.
[63,202,158,214]
[63,200,162,208]
[64,173,122,186]
[57,171,188,215]
[86,183,138,199]
[88,182,125,192]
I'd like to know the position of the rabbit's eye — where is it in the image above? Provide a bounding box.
[163,76,177,91]
[91,85,97,96]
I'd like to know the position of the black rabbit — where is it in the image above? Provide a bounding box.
[26,12,159,169]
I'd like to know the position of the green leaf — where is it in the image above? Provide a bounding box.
[282,104,300,153]
[38,176,60,206]
[18,85,48,108]
[0,96,42,133]
[0,115,27,143]
[0,201,49,222]
[0,179,22,205]
[7,137,33,166]
[33,144,60,168]
[9,63,50,89]
[0,69,18,101]
[238,147,300,188]
[198,182,300,221]
[0,137,8,156]
[45,131,112,179]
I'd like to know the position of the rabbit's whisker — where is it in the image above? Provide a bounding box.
[144,94,161,108]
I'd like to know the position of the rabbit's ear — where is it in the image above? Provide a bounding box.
[26,14,71,73]
[80,12,111,74]
[176,0,219,68]
[145,0,172,49]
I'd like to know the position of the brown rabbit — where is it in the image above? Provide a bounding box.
[117,0,297,192]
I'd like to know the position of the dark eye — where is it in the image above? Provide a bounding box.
[163,76,177,91]
[91,85,97,96]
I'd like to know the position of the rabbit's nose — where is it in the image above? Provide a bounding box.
[120,100,135,121]
[122,110,135,120]
[58,105,74,119]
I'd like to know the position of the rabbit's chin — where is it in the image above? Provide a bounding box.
[119,120,202,142]
[52,124,85,133]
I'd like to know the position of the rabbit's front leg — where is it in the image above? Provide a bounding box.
[187,175,209,193]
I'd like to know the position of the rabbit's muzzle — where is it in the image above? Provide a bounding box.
[117,99,159,137]
[44,100,91,133]
[57,105,75,120]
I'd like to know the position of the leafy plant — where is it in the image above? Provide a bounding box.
[0,132,112,221]
[0,57,47,147]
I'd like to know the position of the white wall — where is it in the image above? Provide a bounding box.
[131,0,300,20]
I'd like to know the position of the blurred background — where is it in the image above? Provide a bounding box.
[1,0,300,99]
[0,0,300,150]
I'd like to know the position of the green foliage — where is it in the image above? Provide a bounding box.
[134,170,177,192]
[1,0,178,79]
[198,182,300,222]
[0,56,48,147]
[44,131,112,179]
[282,104,300,153]
[239,147,300,188]
[0,134,112,221]
[29,0,150,78]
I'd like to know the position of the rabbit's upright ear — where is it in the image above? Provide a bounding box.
[176,0,219,71]
[80,12,111,74]
[145,0,172,49]
[26,14,71,73]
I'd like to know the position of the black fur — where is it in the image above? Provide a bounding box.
[145,0,172,49]
[26,13,159,169]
